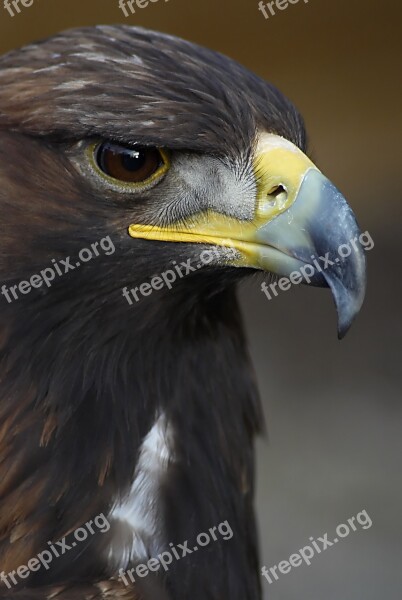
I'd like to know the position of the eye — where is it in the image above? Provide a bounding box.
[94,142,169,186]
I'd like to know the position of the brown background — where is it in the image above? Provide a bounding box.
[0,0,401,598]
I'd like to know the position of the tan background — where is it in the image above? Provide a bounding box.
[0,0,401,598]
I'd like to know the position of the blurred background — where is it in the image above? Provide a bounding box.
[0,0,400,598]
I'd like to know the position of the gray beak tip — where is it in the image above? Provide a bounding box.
[338,320,352,341]
[323,273,366,341]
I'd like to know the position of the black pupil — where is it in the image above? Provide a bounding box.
[121,149,147,172]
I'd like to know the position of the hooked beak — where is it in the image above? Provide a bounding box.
[128,133,367,338]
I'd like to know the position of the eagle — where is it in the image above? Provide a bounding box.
[0,25,366,600]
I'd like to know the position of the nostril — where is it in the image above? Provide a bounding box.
[266,184,288,208]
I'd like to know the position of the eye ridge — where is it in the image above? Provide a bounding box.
[95,142,166,185]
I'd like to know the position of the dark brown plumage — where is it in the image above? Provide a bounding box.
[0,25,365,600]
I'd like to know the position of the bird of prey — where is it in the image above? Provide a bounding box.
[0,25,366,600]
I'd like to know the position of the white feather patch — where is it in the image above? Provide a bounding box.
[107,413,174,568]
